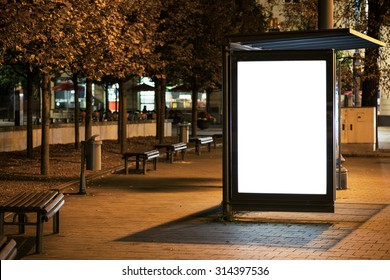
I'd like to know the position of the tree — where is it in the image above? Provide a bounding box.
[0,62,40,158]
[361,0,390,107]
[2,0,162,161]
[65,0,160,152]
[172,0,266,136]
[0,65,27,123]
[281,0,318,31]
[146,0,202,142]
[114,0,161,152]
[279,0,389,109]
[0,2,47,159]
[0,0,76,174]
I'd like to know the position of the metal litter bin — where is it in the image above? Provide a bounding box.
[336,166,348,190]
[336,154,348,190]
[178,122,190,143]
[84,135,102,171]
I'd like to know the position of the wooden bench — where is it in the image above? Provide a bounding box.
[123,150,160,174]
[190,136,214,155]
[0,236,17,260]
[154,142,187,163]
[0,190,65,254]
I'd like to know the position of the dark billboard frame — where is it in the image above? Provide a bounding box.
[224,49,336,214]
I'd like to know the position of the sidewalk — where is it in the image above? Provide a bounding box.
[8,142,389,260]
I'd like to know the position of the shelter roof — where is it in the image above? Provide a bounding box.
[227,28,386,51]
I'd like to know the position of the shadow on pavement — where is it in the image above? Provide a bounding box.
[116,206,337,250]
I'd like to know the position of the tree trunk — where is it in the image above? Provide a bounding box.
[72,74,80,149]
[361,48,379,107]
[41,72,51,175]
[155,79,161,140]
[361,0,388,107]
[159,79,167,143]
[104,83,109,114]
[116,83,121,144]
[85,78,93,141]
[119,79,127,153]
[26,71,34,158]
[155,78,166,143]
[206,88,212,114]
[191,85,199,137]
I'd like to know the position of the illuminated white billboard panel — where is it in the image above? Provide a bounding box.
[237,60,327,195]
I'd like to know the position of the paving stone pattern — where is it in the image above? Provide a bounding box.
[4,146,390,260]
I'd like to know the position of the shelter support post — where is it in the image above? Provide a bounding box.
[222,45,233,221]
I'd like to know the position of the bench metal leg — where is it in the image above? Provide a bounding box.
[142,158,147,174]
[169,152,174,163]
[18,214,26,234]
[136,155,140,170]
[53,211,60,234]
[165,147,171,161]
[196,142,201,155]
[181,150,186,161]
[169,148,175,163]
[208,142,211,152]
[124,156,128,175]
[153,158,157,170]
[36,213,44,253]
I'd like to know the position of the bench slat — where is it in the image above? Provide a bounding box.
[35,192,59,209]
[0,192,28,208]
[6,246,18,260]
[146,154,159,159]
[145,150,159,157]
[6,192,43,209]
[26,192,55,210]
[5,192,57,211]
[43,193,64,214]
[198,137,213,144]
[0,191,64,254]
[6,192,42,209]
[172,143,187,149]
[45,199,65,221]
[0,239,17,260]
[0,192,30,209]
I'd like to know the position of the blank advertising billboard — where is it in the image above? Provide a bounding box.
[229,50,335,212]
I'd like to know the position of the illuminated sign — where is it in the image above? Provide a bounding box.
[228,50,335,212]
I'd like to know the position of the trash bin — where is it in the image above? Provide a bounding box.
[84,135,102,171]
[178,122,190,143]
[336,166,348,190]
[336,154,348,190]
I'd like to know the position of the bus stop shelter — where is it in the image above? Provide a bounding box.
[222,28,386,220]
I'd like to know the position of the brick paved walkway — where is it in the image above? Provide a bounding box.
[4,146,390,260]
